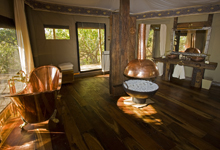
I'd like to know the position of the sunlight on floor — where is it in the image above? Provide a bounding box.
[96,74,109,77]
[117,96,163,126]
[81,64,101,71]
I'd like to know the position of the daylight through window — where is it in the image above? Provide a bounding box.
[0,27,22,112]
[44,25,70,40]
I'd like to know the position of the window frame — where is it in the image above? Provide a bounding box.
[44,25,70,40]
[76,22,106,72]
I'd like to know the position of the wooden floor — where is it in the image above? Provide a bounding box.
[0,117,70,150]
[60,75,220,150]
[1,75,220,150]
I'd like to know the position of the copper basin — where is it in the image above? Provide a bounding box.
[184,48,205,62]
[166,54,179,59]
[185,47,201,54]
[6,65,62,123]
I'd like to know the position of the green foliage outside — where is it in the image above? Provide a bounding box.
[146,29,154,59]
[78,28,104,65]
[0,28,21,73]
[55,29,70,39]
[179,36,187,51]
[44,28,70,39]
[45,28,53,39]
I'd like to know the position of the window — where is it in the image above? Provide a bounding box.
[0,27,22,112]
[44,25,70,40]
[146,25,160,59]
[0,15,22,113]
[76,22,106,72]
[179,35,187,52]
[174,31,187,52]
[0,28,21,73]
[146,28,154,59]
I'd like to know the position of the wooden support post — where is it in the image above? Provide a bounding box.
[173,17,178,30]
[110,0,136,96]
[164,63,171,81]
[191,68,205,88]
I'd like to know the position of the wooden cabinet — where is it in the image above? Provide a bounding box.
[61,70,74,84]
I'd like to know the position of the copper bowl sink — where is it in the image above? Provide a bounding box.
[184,48,205,61]
[167,54,179,59]
[185,47,201,54]
[123,80,158,104]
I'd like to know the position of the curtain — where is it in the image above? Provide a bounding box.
[157,24,167,76]
[14,0,34,74]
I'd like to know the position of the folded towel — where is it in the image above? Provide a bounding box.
[58,62,73,71]
[172,64,185,79]
[101,51,110,72]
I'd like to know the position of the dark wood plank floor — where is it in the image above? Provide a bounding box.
[1,75,220,150]
[60,75,220,150]
[0,116,70,149]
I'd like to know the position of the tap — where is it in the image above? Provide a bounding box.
[9,70,28,83]
[17,70,27,82]
[8,70,29,94]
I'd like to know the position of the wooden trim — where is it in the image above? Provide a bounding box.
[25,0,220,19]
[173,17,178,29]
[154,57,217,70]
[174,14,214,30]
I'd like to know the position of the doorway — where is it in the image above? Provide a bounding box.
[76,22,106,72]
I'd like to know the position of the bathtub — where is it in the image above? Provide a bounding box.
[6,65,62,123]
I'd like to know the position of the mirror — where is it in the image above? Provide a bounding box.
[173,28,210,53]
[171,14,213,54]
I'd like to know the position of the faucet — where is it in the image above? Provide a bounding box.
[11,70,28,83]
[8,70,29,89]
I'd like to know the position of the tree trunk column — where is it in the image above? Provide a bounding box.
[110,0,136,96]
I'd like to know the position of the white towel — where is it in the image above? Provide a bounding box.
[172,64,185,79]
[58,62,74,71]
[101,51,110,72]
